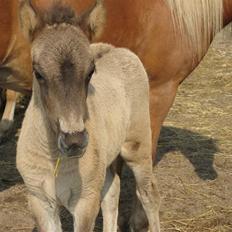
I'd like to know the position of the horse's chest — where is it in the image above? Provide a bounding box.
[55,167,82,210]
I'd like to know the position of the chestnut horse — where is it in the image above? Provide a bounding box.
[0,0,32,140]
[30,0,232,160]
[2,0,232,159]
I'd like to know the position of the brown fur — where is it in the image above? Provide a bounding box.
[2,0,230,155]
[1,0,232,155]
[0,0,32,91]
[30,0,232,162]
[0,0,33,141]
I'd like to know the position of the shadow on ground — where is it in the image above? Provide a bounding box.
[157,126,219,180]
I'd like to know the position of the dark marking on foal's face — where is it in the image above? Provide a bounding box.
[32,24,95,157]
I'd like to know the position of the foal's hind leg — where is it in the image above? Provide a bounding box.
[121,140,160,232]
[101,166,120,232]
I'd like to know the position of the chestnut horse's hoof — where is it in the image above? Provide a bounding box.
[0,119,13,144]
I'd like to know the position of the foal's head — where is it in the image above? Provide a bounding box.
[28,2,105,157]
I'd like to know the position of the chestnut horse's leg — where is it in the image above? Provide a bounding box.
[0,89,18,142]
[150,80,179,163]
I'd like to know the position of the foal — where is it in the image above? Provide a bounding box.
[17,4,160,232]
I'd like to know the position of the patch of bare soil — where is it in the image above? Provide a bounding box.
[0,25,231,232]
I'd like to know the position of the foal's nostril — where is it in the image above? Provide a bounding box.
[65,129,88,148]
[58,133,69,150]
[58,129,88,155]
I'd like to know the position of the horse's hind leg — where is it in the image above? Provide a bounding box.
[101,166,120,232]
[0,89,18,142]
[121,140,160,232]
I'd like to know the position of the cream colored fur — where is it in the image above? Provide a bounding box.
[17,43,160,232]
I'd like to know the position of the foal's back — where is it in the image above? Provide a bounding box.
[88,43,150,164]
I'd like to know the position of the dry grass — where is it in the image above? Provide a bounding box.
[156,24,232,232]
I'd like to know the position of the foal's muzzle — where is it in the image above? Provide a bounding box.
[58,129,88,157]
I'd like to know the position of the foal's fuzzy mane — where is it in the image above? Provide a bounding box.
[166,0,223,60]
[41,3,78,26]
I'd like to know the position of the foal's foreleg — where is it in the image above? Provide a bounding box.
[73,194,101,232]
[101,167,120,232]
[28,194,62,232]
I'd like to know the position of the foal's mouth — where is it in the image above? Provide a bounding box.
[58,142,87,158]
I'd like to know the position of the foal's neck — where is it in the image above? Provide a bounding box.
[30,88,60,159]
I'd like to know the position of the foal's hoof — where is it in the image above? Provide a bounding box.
[118,216,149,232]
[129,224,149,232]
[129,213,149,232]
[129,207,149,232]
[0,120,13,144]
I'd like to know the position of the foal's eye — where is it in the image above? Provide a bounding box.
[86,67,95,84]
[33,69,45,83]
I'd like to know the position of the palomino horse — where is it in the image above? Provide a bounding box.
[30,0,232,160]
[0,0,33,141]
[17,3,160,232]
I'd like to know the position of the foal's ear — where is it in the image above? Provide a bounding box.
[78,0,106,41]
[19,0,41,42]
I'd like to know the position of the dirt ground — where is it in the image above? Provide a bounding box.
[0,25,231,232]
